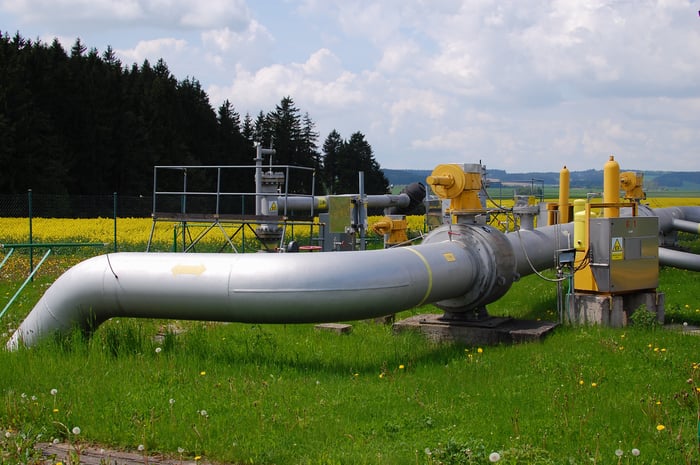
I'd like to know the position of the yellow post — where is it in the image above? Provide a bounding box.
[603,155,620,218]
[558,165,570,223]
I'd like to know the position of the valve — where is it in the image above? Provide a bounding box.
[371,216,408,247]
[620,171,645,202]
[426,164,484,217]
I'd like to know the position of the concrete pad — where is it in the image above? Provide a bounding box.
[393,314,558,345]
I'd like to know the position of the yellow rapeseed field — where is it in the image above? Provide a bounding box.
[0,196,697,251]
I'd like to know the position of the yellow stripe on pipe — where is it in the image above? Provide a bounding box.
[404,247,433,306]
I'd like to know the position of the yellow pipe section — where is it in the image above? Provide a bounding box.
[558,165,570,223]
[603,155,620,218]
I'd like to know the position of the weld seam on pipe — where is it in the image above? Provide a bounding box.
[403,247,433,306]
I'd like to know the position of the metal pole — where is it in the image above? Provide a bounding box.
[182,168,187,251]
[113,192,118,253]
[358,172,366,251]
[28,189,33,277]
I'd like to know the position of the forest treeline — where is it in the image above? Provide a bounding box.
[0,32,389,197]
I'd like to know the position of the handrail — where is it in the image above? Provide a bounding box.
[0,248,14,271]
[0,249,51,320]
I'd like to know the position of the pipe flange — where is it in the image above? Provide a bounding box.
[422,223,518,314]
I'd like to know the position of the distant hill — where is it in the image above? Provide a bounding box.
[383,168,700,190]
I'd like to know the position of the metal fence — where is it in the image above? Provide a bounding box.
[0,192,153,218]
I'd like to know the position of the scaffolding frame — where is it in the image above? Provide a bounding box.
[146,164,321,252]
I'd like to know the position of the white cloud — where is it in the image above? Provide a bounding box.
[116,37,189,66]
[2,0,252,30]
[2,0,700,171]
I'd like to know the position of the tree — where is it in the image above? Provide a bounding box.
[333,131,389,195]
[241,112,254,142]
[321,130,343,194]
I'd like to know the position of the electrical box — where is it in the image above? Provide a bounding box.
[588,216,658,293]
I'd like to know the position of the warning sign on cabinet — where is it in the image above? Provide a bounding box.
[611,237,624,260]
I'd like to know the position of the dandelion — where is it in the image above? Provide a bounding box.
[489,451,501,462]
[138,444,145,451]
[579,380,584,385]
[195,455,202,461]
[71,426,80,435]
[178,447,185,454]
[477,347,484,354]
[200,371,206,376]
[399,365,405,370]
[656,424,665,431]
[424,447,432,456]
[591,382,597,387]
[155,347,162,354]
[615,449,623,457]
[200,409,208,417]
[379,373,385,379]
[50,388,58,396]
[52,408,59,413]
[631,448,640,456]
[169,398,175,405]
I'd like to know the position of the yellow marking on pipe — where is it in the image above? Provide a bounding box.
[405,247,433,306]
[443,252,456,262]
[172,264,206,276]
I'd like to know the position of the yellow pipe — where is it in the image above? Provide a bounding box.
[603,155,620,218]
[558,165,570,223]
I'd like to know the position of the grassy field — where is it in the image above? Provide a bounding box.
[0,208,699,464]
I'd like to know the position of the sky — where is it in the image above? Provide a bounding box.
[2,0,700,174]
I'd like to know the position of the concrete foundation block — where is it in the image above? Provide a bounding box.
[314,323,352,334]
[568,292,664,327]
[393,314,558,345]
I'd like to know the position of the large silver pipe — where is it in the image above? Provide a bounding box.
[505,223,574,277]
[7,224,518,350]
[8,205,698,350]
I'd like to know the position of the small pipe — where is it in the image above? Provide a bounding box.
[659,247,700,272]
[671,218,700,235]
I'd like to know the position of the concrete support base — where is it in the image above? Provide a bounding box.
[567,291,665,327]
[392,314,558,345]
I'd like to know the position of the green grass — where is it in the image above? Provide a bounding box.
[0,250,699,464]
